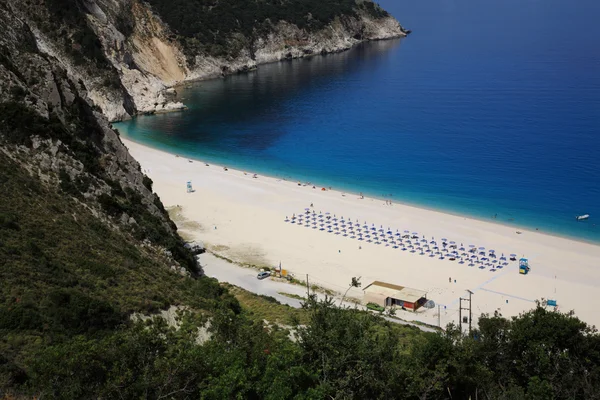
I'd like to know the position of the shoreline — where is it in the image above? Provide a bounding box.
[122,136,600,329]
[119,135,600,248]
[111,35,406,123]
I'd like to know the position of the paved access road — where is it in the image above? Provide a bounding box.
[200,253,308,307]
[199,253,436,333]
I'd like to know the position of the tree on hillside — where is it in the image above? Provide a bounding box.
[471,305,600,399]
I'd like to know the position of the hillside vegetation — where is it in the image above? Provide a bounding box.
[2,125,598,399]
[143,0,390,58]
[2,99,600,399]
[1,0,600,398]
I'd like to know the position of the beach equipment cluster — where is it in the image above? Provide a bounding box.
[285,209,518,272]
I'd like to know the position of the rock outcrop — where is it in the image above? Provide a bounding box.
[0,0,199,275]
[0,0,404,276]
[5,0,406,121]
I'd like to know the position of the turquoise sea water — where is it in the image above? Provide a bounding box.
[115,0,600,242]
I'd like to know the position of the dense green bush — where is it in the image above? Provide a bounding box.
[2,157,599,398]
[366,301,385,312]
[44,0,113,69]
[143,0,389,59]
[142,175,154,191]
[0,152,232,391]
[15,294,600,399]
[0,101,103,175]
[0,98,196,272]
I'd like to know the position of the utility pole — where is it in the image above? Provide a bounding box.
[459,290,474,334]
[459,300,462,333]
[468,290,473,333]
[306,274,310,298]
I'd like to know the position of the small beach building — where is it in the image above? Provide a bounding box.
[363,281,428,311]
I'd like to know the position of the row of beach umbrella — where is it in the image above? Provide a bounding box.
[285,211,518,272]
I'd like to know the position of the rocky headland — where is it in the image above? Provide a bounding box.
[5,0,407,121]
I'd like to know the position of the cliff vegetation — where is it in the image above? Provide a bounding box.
[3,0,600,399]
[144,0,389,59]
[5,0,405,120]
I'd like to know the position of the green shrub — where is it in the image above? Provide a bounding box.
[366,302,384,312]
[142,176,153,191]
[10,86,27,100]
[98,193,125,216]
[258,294,279,304]
[44,0,114,70]
[144,0,389,59]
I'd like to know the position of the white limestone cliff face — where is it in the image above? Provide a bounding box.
[252,14,404,64]
[16,0,406,122]
[185,14,405,80]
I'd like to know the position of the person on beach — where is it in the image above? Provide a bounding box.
[310,203,313,207]
[449,277,451,283]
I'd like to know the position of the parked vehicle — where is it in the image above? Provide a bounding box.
[257,271,270,280]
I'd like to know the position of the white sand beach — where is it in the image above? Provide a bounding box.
[123,138,600,329]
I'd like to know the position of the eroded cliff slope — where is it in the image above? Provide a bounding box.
[0,1,198,277]
[7,0,407,121]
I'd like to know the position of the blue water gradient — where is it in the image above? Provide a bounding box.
[115,0,600,242]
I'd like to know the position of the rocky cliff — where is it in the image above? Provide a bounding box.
[0,0,405,301]
[0,0,405,293]
[6,0,406,121]
[0,0,199,277]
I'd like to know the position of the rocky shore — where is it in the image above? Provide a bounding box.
[8,0,407,122]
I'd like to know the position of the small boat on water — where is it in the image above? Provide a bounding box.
[576,214,590,221]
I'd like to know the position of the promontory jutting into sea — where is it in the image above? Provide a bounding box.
[4,0,600,396]
[117,0,600,329]
[118,0,600,243]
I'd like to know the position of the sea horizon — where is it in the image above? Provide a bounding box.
[115,0,600,244]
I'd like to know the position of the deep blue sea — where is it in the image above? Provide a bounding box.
[115,0,600,242]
